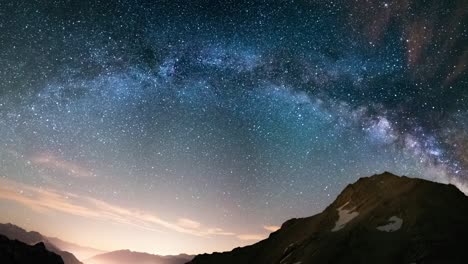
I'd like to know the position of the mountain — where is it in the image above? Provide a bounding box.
[47,237,105,260]
[0,223,82,264]
[84,249,193,264]
[0,234,64,264]
[188,172,468,264]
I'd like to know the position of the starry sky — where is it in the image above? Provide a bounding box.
[0,0,467,256]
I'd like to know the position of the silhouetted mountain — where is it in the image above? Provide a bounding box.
[84,249,193,264]
[0,223,82,264]
[189,172,468,264]
[47,237,105,260]
[0,234,64,264]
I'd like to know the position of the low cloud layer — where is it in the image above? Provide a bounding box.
[0,178,275,241]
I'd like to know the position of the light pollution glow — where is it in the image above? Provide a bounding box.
[0,0,467,257]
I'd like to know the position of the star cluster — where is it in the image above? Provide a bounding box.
[0,0,467,255]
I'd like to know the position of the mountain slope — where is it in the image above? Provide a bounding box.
[0,234,64,264]
[47,237,105,260]
[188,172,468,264]
[0,223,82,264]
[84,250,193,264]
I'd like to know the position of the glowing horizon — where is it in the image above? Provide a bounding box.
[0,177,280,255]
[0,0,466,259]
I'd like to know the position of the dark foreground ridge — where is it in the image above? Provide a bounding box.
[0,223,82,264]
[0,222,193,264]
[0,234,64,264]
[188,172,468,264]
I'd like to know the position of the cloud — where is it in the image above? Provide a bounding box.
[177,218,201,229]
[31,153,95,178]
[0,178,282,243]
[263,225,280,232]
[0,178,234,237]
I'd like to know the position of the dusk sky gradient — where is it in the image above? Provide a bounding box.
[0,0,467,255]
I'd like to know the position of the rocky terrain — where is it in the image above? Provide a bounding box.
[0,223,82,264]
[0,234,64,264]
[189,172,468,264]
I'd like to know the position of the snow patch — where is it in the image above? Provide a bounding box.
[377,216,403,232]
[279,252,292,264]
[284,243,295,253]
[331,201,359,232]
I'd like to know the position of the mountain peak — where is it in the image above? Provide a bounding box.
[0,234,64,264]
[331,172,464,211]
[189,172,468,264]
[0,223,82,264]
[34,242,47,250]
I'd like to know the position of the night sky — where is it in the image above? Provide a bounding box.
[0,0,467,255]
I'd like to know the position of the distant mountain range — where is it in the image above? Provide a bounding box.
[0,223,193,264]
[0,223,82,264]
[189,172,468,264]
[0,234,63,264]
[3,172,467,264]
[84,250,193,264]
[46,237,105,260]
